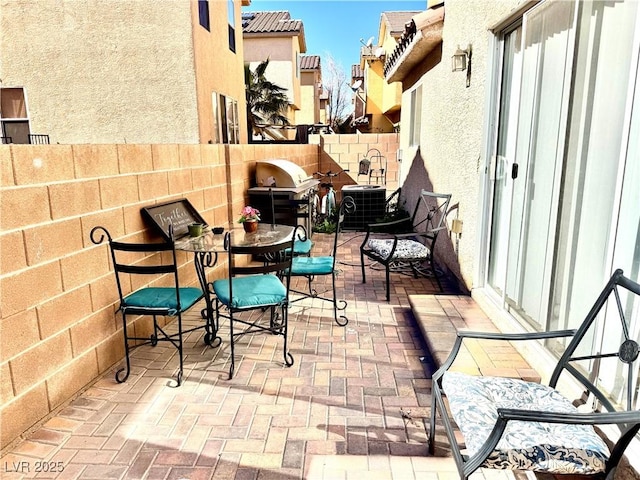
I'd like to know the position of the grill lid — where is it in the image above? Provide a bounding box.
[255,159,313,188]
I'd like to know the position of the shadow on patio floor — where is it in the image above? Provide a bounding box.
[1,232,518,480]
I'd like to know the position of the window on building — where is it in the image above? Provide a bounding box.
[1,87,30,144]
[409,86,422,146]
[227,99,239,144]
[215,93,239,145]
[228,0,236,53]
[198,0,210,31]
[211,93,220,144]
[220,95,229,144]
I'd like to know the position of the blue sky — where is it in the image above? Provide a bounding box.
[244,1,427,74]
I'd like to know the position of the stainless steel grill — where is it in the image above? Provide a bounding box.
[248,159,319,226]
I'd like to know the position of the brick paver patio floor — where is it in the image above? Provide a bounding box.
[0,232,519,480]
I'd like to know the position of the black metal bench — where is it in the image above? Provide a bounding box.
[429,269,640,479]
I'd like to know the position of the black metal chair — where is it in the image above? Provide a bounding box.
[383,187,403,215]
[430,269,640,479]
[289,196,355,326]
[360,190,451,301]
[268,187,313,256]
[211,227,299,380]
[28,134,50,144]
[90,226,205,387]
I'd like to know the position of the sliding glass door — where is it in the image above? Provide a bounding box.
[487,0,639,340]
[488,1,577,330]
[487,26,522,297]
[549,0,640,334]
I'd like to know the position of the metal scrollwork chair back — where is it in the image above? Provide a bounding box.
[289,196,356,326]
[430,269,640,479]
[210,226,300,380]
[90,225,204,387]
[360,190,451,301]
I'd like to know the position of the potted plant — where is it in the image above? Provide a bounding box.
[238,206,261,233]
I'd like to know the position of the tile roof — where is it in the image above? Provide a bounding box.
[300,55,321,70]
[242,11,303,34]
[382,11,422,37]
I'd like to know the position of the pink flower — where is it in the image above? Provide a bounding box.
[238,206,261,223]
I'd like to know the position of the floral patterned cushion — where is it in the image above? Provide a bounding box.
[367,239,430,260]
[442,371,610,474]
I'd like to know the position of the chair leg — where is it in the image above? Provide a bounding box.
[115,311,131,383]
[429,388,437,454]
[269,305,277,331]
[332,272,348,326]
[151,315,159,345]
[174,315,184,387]
[431,256,444,292]
[228,309,235,380]
[360,251,367,284]
[282,304,294,367]
[385,264,391,302]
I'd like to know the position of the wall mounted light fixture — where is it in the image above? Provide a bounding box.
[452,44,472,87]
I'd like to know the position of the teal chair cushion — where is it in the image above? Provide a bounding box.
[123,287,203,315]
[286,238,313,256]
[212,274,287,308]
[291,256,334,276]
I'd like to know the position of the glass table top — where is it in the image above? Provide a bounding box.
[175,223,295,253]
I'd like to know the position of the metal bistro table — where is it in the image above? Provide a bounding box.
[175,223,295,347]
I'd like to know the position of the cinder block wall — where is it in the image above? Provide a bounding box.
[311,133,400,194]
[0,142,319,452]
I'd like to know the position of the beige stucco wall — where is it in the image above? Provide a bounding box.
[379,26,403,121]
[297,69,320,125]
[398,0,522,291]
[244,36,302,116]
[1,0,200,144]
[364,60,396,133]
[192,0,249,144]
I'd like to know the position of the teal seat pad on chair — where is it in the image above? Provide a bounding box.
[212,274,286,308]
[291,256,334,276]
[123,287,203,315]
[287,238,313,256]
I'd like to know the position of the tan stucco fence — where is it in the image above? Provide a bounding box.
[0,133,399,452]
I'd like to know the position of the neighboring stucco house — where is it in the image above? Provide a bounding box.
[353,11,419,133]
[350,64,366,128]
[0,0,249,145]
[387,0,640,454]
[297,55,323,126]
[242,10,307,133]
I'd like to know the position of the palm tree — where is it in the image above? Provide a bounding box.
[244,59,290,139]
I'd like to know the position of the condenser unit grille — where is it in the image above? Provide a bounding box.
[342,185,386,230]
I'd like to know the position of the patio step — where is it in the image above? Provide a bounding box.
[409,294,541,382]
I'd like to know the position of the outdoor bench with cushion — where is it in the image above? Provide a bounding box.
[429,269,640,479]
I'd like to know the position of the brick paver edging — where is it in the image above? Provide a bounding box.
[408,294,459,370]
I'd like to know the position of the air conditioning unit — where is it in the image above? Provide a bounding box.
[341,185,387,230]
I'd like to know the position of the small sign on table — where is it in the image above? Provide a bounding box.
[141,198,208,241]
